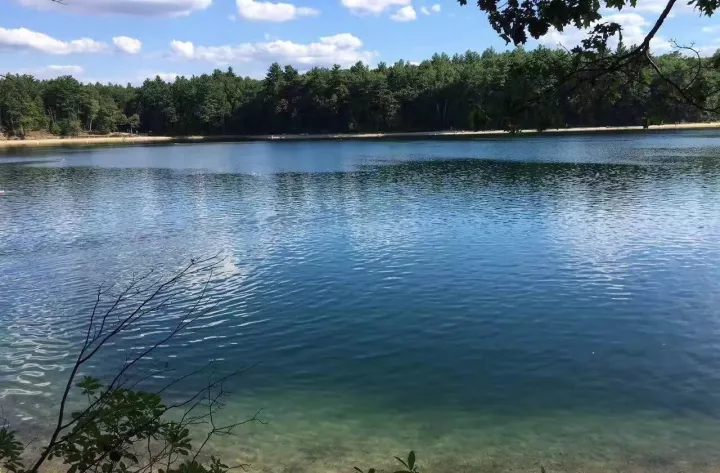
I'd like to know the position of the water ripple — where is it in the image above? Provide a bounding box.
[2,134,720,467]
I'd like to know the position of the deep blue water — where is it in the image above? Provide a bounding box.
[2,132,720,472]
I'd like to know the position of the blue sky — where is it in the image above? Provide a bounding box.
[1,0,719,84]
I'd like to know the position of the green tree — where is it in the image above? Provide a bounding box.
[0,75,46,137]
[95,96,126,134]
[127,113,140,134]
[1,47,719,138]
[59,117,82,137]
[457,0,720,113]
[82,95,101,132]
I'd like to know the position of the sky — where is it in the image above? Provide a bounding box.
[0,0,719,84]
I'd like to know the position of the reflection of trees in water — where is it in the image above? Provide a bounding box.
[359,156,720,191]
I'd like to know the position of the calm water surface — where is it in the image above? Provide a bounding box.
[2,132,720,472]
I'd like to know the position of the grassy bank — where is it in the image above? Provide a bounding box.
[1,122,720,149]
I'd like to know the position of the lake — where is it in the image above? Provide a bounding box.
[2,132,720,473]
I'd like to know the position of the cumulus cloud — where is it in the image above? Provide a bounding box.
[44,64,85,75]
[16,0,212,16]
[420,4,440,15]
[171,40,196,58]
[602,0,694,16]
[236,0,319,21]
[0,27,106,54]
[8,64,85,79]
[537,13,671,53]
[619,0,671,13]
[695,38,720,56]
[170,33,376,67]
[145,72,181,82]
[341,0,410,15]
[391,5,416,21]
[113,36,142,54]
[702,25,720,33]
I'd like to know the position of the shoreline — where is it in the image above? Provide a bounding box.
[1,122,720,149]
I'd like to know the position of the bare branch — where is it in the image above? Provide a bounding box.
[29,255,226,473]
[646,50,720,113]
[670,39,703,90]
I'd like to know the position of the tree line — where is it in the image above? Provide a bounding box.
[2,46,719,138]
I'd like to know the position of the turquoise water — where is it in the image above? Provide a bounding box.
[2,132,720,472]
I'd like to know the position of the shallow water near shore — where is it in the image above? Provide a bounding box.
[2,132,720,471]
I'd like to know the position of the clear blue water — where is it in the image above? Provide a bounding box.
[2,132,720,472]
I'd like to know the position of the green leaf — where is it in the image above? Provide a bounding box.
[407,451,416,470]
[394,456,409,469]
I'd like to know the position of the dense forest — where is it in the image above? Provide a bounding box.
[2,46,719,138]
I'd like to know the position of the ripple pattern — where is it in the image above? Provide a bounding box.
[2,133,720,468]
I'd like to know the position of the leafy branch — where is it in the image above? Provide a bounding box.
[1,256,264,473]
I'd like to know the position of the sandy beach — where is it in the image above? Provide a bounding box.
[1,122,719,149]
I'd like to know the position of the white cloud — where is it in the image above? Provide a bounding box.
[80,71,183,85]
[701,25,720,33]
[236,0,319,21]
[602,0,694,15]
[0,27,106,54]
[229,14,237,21]
[7,64,85,79]
[45,64,85,75]
[420,4,440,15]
[622,0,671,13]
[170,33,376,67]
[145,72,181,82]
[391,5,416,21]
[171,40,196,58]
[16,0,212,16]
[537,13,671,53]
[341,0,410,15]
[696,38,720,56]
[113,36,142,54]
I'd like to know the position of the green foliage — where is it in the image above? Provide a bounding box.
[0,423,24,473]
[59,117,82,137]
[0,258,258,473]
[127,114,140,133]
[1,46,719,139]
[0,74,46,137]
[355,451,419,473]
[457,0,718,51]
[51,378,168,473]
[0,375,238,473]
[96,98,126,134]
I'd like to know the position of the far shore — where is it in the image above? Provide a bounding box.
[2,122,720,149]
